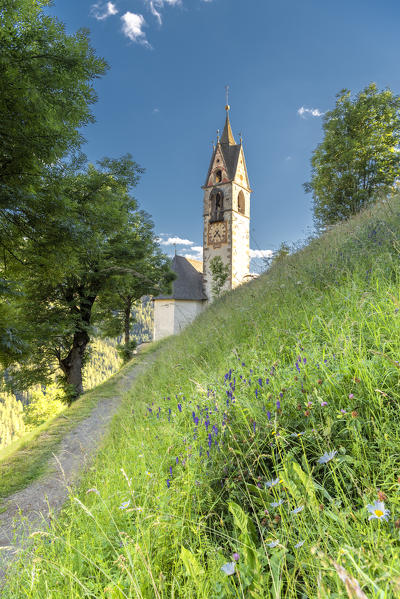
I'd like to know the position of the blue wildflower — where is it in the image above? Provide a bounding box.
[318,450,337,464]
[221,562,236,576]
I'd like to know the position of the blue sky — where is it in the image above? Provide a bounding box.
[49,0,400,270]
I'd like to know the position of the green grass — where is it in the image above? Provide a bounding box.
[3,196,400,597]
[0,345,158,501]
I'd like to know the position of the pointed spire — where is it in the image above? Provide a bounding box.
[220,105,236,145]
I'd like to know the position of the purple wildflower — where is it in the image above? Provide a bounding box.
[258,378,263,386]
[166,479,170,488]
[178,404,182,412]
[267,411,271,421]
[232,552,240,562]
[276,400,281,410]
[321,401,328,407]
[169,466,173,475]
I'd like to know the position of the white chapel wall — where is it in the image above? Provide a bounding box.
[173,301,205,334]
[153,300,175,341]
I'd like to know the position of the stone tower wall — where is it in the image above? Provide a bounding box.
[203,180,250,300]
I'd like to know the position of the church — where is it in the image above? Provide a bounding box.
[153,104,252,340]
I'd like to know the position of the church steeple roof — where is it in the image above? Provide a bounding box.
[220,106,236,145]
[204,103,250,189]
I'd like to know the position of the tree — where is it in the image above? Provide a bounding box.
[95,218,174,361]
[270,242,290,266]
[0,0,107,366]
[209,256,229,298]
[10,155,171,402]
[304,83,400,229]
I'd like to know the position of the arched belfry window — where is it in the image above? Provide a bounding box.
[238,190,245,214]
[210,189,224,222]
[215,170,222,183]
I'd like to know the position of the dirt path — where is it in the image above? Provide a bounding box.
[0,352,155,580]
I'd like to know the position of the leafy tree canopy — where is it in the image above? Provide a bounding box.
[0,0,107,199]
[305,83,400,229]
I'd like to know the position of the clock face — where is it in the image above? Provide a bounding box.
[208,221,227,247]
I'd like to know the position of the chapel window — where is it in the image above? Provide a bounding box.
[210,190,224,222]
[238,190,245,214]
[215,170,222,183]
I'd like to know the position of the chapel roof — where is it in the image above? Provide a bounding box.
[154,255,207,301]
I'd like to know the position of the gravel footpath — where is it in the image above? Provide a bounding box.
[0,352,155,581]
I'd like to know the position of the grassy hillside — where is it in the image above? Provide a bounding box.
[3,196,400,598]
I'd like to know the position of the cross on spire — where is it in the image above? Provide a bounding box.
[225,85,230,110]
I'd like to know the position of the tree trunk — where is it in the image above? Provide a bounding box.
[59,330,90,401]
[124,296,132,350]
[59,293,96,402]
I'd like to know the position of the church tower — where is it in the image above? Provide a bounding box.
[202,104,251,300]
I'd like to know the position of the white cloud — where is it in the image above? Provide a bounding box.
[184,253,202,262]
[184,246,203,261]
[250,249,273,259]
[153,108,160,113]
[91,2,118,20]
[159,237,194,246]
[121,12,151,47]
[298,106,324,118]
[145,0,181,25]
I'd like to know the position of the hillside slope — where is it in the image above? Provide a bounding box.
[3,196,400,598]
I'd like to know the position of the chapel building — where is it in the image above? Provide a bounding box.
[153,104,252,340]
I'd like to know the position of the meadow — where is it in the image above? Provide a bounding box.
[3,194,400,598]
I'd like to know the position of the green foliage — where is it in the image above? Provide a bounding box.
[0,279,25,367]
[209,255,230,298]
[116,340,137,363]
[0,393,25,449]
[94,214,174,360]
[83,338,122,390]
[131,297,154,343]
[0,0,107,199]
[22,384,64,431]
[305,83,400,228]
